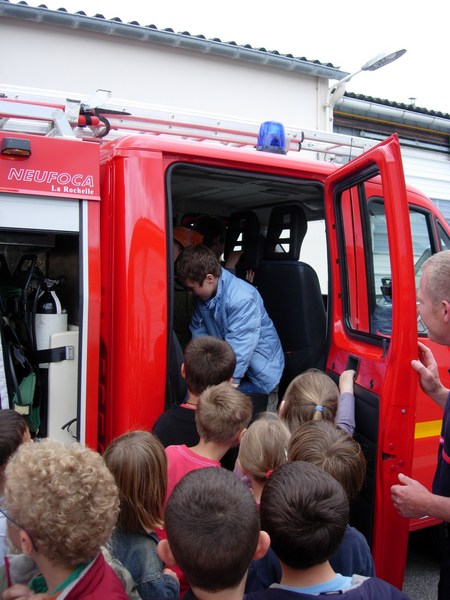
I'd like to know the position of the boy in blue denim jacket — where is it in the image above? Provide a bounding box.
[176,245,284,407]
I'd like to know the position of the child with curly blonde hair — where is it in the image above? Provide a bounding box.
[2,438,127,599]
[0,410,30,566]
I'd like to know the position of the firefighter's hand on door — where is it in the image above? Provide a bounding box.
[391,473,430,519]
[411,341,449,409]
[392,473,450,523]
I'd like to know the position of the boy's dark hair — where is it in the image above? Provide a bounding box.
[288,420,366,500]
[260,461,348,569]
[165,467,260,592]
[176,245,221,285]
[192,215,226,248]
[0,409,28,466]
[184,336,236,395]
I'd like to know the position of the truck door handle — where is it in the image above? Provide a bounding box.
[345,355,360,377]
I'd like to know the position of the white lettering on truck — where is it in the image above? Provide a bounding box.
[7,168,94,188]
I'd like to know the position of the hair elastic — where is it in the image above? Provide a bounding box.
[315,405,324,412]
[265,469,274,479]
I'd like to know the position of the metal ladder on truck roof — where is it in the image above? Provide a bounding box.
[0,85,377,162]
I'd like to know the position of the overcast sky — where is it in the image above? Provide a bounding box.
[8,0,450,114]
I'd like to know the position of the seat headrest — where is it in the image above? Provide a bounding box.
[224,211,261,270]
[264,204,307,261]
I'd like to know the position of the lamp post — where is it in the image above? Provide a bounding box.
[324,49,407,129]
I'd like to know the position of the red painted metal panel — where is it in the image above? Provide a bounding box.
[84,199,101,450]
[99,148,167,447]
[0,132,100,200]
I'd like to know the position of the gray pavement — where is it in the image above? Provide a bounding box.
[402,527,441,600]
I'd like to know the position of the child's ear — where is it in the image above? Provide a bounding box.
[181,363,186,380]
[157,539,176,567]
[19,529,34,556]
[237,428,247,444]
[253,531,271,561]
[443,300,450,323]
[278,400,286,417]
[205,274,215,284]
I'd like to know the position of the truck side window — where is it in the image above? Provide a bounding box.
[437,220,450,251]
[368,200,392,336]
[410,210,434,336]
[338,183,372,335]
[369,201,432,336]
[339,191,431,339]
[410,210,433,284]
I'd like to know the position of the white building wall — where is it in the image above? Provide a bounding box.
[401,147,450,220]
[0,18,329,130]
[3,9,449,225]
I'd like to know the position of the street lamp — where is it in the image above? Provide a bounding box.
[324,49,407,118]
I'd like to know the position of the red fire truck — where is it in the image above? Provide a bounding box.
[1,91,449,588]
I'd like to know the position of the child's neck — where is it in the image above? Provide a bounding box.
[189,439,230,462]
[34,553,79,594]
[249,478,265,505]
[280,560,337,589]
[184,392,199,407]
[191,577,246,600]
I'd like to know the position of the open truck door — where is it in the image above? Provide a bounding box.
[325,134,418,588]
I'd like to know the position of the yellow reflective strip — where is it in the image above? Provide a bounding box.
[414,420,442,439]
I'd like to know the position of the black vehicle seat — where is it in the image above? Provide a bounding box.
[254,204,327,397]
[224,210,263,280]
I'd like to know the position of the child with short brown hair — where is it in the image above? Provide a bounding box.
[288,420,366,500]
[158,467,270,600]
[161,386,253,597]
[245,461,410,599]
[287,420,374,577]
[153,336,236,449]
[165,382,253,499]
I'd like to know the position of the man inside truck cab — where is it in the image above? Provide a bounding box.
[391,250,450,600]
[176,245,284,411]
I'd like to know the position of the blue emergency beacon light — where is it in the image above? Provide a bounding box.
[256,121,287,154]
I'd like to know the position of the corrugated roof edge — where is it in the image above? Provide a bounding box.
[344,92,450,121]
[0,0,349,80]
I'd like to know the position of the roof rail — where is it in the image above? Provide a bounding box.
[0,87,377,161]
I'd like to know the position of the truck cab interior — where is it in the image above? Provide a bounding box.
[168,162,329,401]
